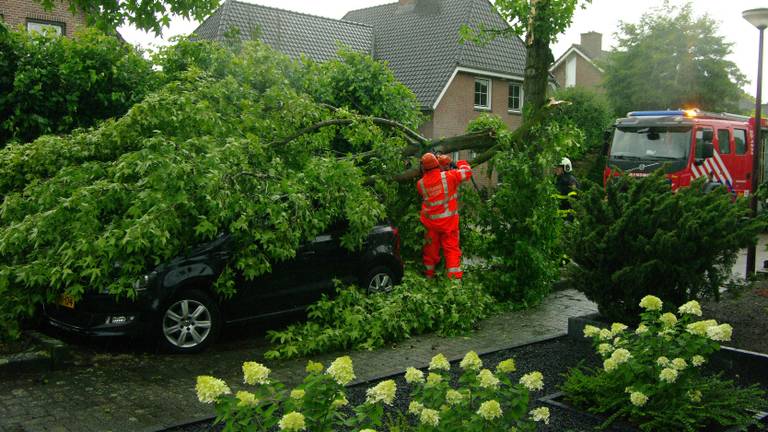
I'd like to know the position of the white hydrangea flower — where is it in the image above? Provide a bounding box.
[635,324,649,335]
[425,372,442,388]
[529,407,550,424]
[477,369,500,389]
[331,396,348,409]
[688,389,702,403]
[477,400,503,421]
[429,353,450,371]
[278,412,306,432]
[603,358,618,372]
[639,295,663,311]
[419,408,440,427]
[583,325,601,338]
[598,343,614,356]
[671,358,687,370]
[706,324,733,342]
[196,376,231,404]
[519,371,544,391]
[404,367,425,384]
[235,390,257,407]
[659,312,678,327]
[656,356,670,367]
[365,380,396,405]
[496,358,516,374]
[327,356,356,385]
[692,355,705,367]
[460,351,483,371]
[630,391,648,407]
[610,348,632,365]
[659,367,678,384]
[408,401,424,415]
[599,328,613,340]
[243,362,271,385]
[686,319,718,336]
[446,389,464,405]
[611,323,628,335]
[678,300,702,316]
[290,389,305,400]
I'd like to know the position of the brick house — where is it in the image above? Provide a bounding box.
[194,0,531,187]
[0,0,88,36]
[550,32,608,93]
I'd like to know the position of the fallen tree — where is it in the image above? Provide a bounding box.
[0,35,580,340]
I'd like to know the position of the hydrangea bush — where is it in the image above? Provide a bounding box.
[562,295,767,432]
[196,351,549,431]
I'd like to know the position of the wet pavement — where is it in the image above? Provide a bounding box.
[0,289,597,432]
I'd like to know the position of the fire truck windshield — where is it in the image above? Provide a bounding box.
[610,126,692,162]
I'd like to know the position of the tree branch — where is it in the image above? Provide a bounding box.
[269,117,428,147]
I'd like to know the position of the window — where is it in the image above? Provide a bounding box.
[717,129,731,154]
[565,56,576,87]
[734,129,747,155]
[26,19,65,36]
[474,78,491,110]
[695,127,713,159]
[508,83,523,112]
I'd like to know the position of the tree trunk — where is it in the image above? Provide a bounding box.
[523,0,554,126]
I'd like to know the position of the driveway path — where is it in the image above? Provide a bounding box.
[0,289,596,432]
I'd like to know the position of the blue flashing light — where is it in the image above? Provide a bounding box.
[627,110,685,117]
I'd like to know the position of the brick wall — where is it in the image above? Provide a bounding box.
[419,71,523,188]
[0,0,88,36]
[550,52,605,93]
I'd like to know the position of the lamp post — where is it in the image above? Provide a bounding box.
[744,8,768,277]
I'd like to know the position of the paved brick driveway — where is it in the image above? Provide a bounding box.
[0,290,596,432]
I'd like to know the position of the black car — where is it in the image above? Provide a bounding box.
[43,224,403,353]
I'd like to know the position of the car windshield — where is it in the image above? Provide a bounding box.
[610,126,692,161]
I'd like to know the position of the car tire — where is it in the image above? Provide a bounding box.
[157,289,221,354]
[364,265,396,294]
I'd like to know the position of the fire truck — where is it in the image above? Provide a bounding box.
[604,109,768,195]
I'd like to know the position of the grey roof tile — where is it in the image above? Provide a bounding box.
[193,0,373,62]
[345,0,527,109]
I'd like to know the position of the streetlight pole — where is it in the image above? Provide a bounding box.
[744,8,768,277]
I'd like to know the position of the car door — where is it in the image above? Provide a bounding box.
[224,246,319,322]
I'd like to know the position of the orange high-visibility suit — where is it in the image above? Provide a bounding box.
[417,159,472,279]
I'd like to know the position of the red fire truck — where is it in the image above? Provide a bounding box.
[604,109,768,195]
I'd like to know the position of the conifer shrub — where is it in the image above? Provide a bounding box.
[568,172,763,322]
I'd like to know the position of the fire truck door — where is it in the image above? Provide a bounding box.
[714,129,740,192]
[732,128,750,193]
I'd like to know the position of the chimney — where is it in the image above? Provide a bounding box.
[399,0,416,5]
[580,32,602,57]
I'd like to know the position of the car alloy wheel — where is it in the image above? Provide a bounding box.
[367,267,395,294]
[162,299,212,349]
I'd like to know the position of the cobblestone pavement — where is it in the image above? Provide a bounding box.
[0,289,596,432]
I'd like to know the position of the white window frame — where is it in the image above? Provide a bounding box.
[474,77,491,111]
[26,19,64,36]
[565,56,577,87]
[508,82,523,113]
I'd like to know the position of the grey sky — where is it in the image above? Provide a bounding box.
[118,0,767,101]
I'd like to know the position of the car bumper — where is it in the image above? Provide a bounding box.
[43,294,152,337]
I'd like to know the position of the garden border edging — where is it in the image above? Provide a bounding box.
[567,314,768,385]
[0,331,70,377]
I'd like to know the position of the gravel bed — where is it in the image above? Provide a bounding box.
[166,336,767,432]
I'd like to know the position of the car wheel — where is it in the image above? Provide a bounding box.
[364,265,396,294]
[158,289,221,354]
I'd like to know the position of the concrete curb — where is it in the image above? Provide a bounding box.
[0,331,70,377]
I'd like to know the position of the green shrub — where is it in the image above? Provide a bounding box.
[562,295,766,431]
[265,271,495,360]
[568,172,763,322]
[0,24,157,146]
[198,351,549,431]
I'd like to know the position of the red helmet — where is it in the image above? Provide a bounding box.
[421,153,439,170]
[438,154,452,167]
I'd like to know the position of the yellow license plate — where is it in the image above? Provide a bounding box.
[58,294,75,309]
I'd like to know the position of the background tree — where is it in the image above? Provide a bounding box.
[602,1,747,116]
[0,24,157,147]
[552,86,614,183]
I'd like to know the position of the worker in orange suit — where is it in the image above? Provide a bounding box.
[417,152,472,279]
